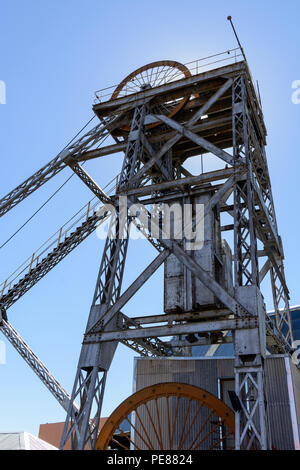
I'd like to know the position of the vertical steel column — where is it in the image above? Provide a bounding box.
[232,76,268,450]
[60,105,147,450]
[233,77,259,288]
[249,115,293,348]
[270,260,294,346]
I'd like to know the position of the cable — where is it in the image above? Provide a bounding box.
[0,173,75,250]
[0,115,98,250]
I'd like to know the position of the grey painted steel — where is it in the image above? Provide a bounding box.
[152,113,235,166]
[60,105,149,450]
[0,115,120,218]
[0,207,110,310]
[134,356,300,450]
[86,250,170,336]
[232,76,267,449]
[0,317,77,413]
[93,63,243,116]
[89,317,257,342]
[64,67,292,449]
[127,78,233,188]
[68,162,112,205]
[0,57,294,450]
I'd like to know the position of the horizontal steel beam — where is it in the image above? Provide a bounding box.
[130,308,231,325]
[92,317,257,342]
[76,115,232,163]
[119,312,173,356]
[93,63,244,116]
[166,336,233,348]
[118,167,238,197]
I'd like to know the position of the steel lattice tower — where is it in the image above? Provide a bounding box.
[0,53,294,450]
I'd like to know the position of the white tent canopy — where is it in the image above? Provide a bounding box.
[0,432,57,450]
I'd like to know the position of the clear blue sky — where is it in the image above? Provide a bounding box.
[0,0,299,436]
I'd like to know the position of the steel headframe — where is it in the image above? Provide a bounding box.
[58,61,293,450]
[0,59,292,450]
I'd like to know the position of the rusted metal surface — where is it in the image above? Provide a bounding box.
[96,382,235,450]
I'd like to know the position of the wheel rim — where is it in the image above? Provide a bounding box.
[96,382,235,450]
[110,61,192,131]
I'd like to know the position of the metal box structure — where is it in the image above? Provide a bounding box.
[164,190,225,313]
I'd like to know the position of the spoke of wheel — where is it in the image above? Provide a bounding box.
[140,72,149,86]
[208,428,233,450]
[166,396,172,450]
[155,67,164,85]
[178,402,204,450]
[124,84,141,94]
[154,398,164,450]
[154,67,166,87]
[132,75,144,88]
[161,66,172,83]
[144,402,163,450]
[152,67,161,87]
[161,67,183,83]
[192,418,221,450]
[124,415,153,450]
[189,409,214,450]
[157,69,174,86]
[155,67,170,87]
[134,407,155,450]
[111,436,130,450]
[177,398,192,450]
[170,395,181,449]
[149,66,155,86]
[116,426,142,450]
[129,81,141,91]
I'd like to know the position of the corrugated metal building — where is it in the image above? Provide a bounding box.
[134,355,300,450]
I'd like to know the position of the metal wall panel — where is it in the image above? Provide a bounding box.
[264,356,294,449]
[134,358,221,450]
[287,358,300,449]
[134,355,300,450]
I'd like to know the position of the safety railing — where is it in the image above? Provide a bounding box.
[0,175,118,300]
[94,48,243,103]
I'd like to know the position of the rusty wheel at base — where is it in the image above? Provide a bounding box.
[96,382,235,450]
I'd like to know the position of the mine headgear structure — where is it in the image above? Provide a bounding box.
[0,49,294,450]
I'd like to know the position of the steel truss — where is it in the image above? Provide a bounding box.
[0,60,294,450]
[0,312,76,413]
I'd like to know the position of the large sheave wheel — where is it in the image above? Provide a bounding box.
[96,382,235,450]
[110,60,192,131]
